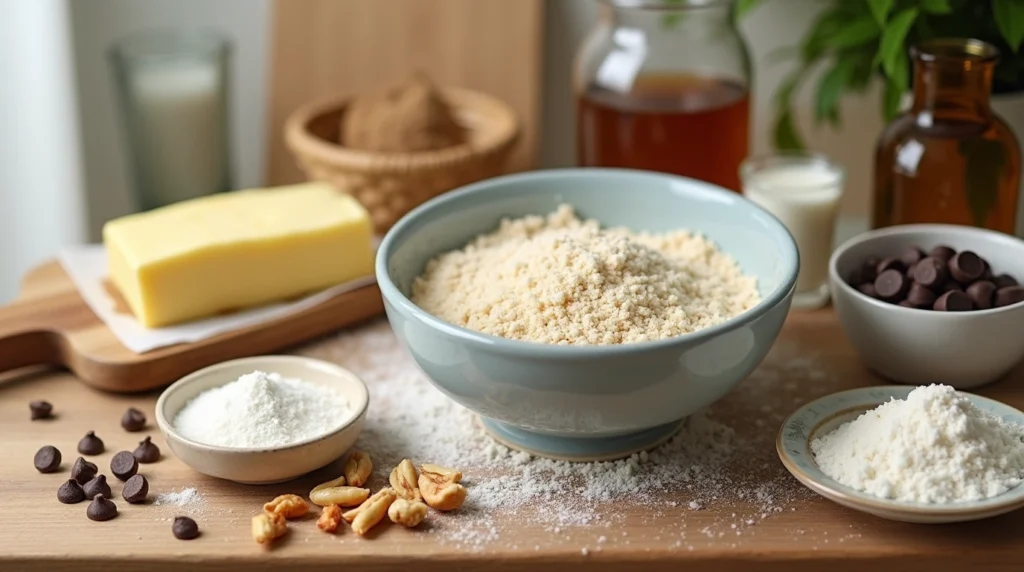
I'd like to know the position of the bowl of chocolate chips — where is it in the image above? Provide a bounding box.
[829,224,1024,388]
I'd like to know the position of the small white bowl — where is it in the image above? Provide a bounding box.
[156,355,369,485]
[829,224,1024,388]
[777,385,1024,524]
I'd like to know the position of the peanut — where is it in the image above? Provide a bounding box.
[316,504,343,533]
[263,494,309,519]
[344,451,373,487]
[310,485,370,508]
[388,498,428,528]
[350,487,397,536]
[418,464,466,511]
[389,459,421,501]
[252,511,287,544]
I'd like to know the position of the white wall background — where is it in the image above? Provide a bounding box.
[1,0,889,303]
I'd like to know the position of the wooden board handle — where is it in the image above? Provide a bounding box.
[0,299,60,374]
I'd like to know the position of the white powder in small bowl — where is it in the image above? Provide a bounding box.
[172,370,350,448]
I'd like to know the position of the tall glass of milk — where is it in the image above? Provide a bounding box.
[109,30,232,211]
[741,152,845,310]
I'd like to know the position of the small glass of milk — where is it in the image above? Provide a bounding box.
[740,152,845,310]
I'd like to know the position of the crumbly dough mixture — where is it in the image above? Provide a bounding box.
[410,205,760,345]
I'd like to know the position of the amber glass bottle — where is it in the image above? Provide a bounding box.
[873,39,1021,232]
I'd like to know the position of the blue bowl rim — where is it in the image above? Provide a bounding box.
[375,167,800,357]
[828,223,1024,317]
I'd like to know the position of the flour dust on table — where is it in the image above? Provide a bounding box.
[301,320,820,551]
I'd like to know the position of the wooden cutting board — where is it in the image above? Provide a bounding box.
[266,0,544,185]
[0,261,383,393]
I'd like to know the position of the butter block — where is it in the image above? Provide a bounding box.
[103,182,375,328]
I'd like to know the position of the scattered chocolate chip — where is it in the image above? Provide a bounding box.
[929,245,956,262]
[133,436,161,463]
[83,474,112,500]
[913,257,948,289]
[71,457,98,483]
[172,516,200,540]
[876,257,905,275]
[995,285,1024,308]
[110,451,138,481]
[857,282,878,298]
[122,474,149,504]
[29,400,53,420]
[77,431,104,456]
[34,445,61,473]
[58,479,86,504]
[994,274,1019,289]
[86,494,118,522]
[906,283,937,308]
[966,280,997,310]
[934,290,973,311]
[900,247,926,267]
[874,269,908,301]
[121,407,147,432]
[949,251,985,284]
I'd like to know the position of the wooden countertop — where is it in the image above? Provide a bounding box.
[3,310,1024,572]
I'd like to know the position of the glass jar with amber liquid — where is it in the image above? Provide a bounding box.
[873,38,1021,232]
[574,0,752,191]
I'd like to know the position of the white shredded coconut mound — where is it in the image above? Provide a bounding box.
[411,204,760,345]
[811,384,1024,503]
[173,370,350,448]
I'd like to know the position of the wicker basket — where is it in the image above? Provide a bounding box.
[284,88,520,233]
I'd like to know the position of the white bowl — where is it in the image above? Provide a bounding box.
[829,224,1024,389]
[155,355,369,484]
[778,386,1024,524]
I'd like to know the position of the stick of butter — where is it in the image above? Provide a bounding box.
[103,182,375,328]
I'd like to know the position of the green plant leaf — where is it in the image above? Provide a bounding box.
[993,0,1024,52]
[815,58,855,126]
[773,108,807,151]
[919,0,953,14]
[735,0,762,20]
[868,0,894,24]
[882,78,904,121]
[825,15,882,48]
[959,138,1008,227]
[878,8,919,76]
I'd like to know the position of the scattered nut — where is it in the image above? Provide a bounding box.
[310,475,346,494]
[310,485,370,508]
[316,504,343,533]
[341,487,397,523]
[419,464,467,511]
[388,498,428,528]
[389,459,421,501]
[344,451,373,487]
[350,487,397,536]
[252,512,287,545]
[263,494,309,519]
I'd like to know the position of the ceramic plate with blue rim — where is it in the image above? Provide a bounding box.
[777,385,1024,524]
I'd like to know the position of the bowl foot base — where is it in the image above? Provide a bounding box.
[479,417,684,463]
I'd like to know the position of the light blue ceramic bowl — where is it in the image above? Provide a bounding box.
[376,168,799,461]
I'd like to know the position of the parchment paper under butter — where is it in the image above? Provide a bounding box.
[58,244,377,354]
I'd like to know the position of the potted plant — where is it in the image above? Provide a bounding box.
[763,0,1024,149]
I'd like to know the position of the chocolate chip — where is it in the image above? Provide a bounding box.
[876,257,905,275]
[83,474,112,500]
[934,290,973,311]
[856,282,877,298]
[949,251,985,284]
[994,274,1019,289]
[906,283,937,308]
[29,400,53,420]
[71,457,98,483]
[905,263,918,280]
[913,257,948,289]
[34,445,61,473]
[122,474,149,504]
[939,281,963,293]
[981,260,994,281]
[133,436,161,463]
[58,479,86,504]
[897,300,915,307]
[860,260,878,283]
[86,494,118,522]
[994,285,1024,308]
[874,269,908,301]
[966,280,997,310]
[900,247,926,267]
[110,451,138,481]
[121,407,147,432]
[172,516,200,540]
[77,431,104,456]
[929,245,956,262]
